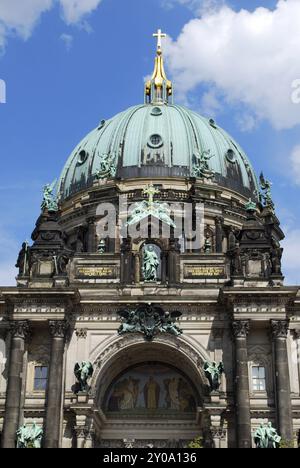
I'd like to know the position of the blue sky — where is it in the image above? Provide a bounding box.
[0,0,299,285]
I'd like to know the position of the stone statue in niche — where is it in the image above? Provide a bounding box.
[203,361,224,392]
[254,422,281,448]
[74,361,94,393]
[143,245,160,282]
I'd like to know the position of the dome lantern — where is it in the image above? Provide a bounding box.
[145,29,173,105]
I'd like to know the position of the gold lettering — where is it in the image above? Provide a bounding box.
[184,265,224,278]
[76,266,116,278]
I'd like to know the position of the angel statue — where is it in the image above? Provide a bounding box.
[203,361,224,392]
[96,152,117,179]
[41,179,58,212]
[118,309,141,335]
[160,311,183,337]
[259,173,274,210]
[74,361,94,393]
[192,149,214,179]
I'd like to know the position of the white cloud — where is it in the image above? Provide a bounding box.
[165,0,300,130]
[0,261,18,286]
[0,227,20,286]
[60,0,102,24]
[0,0,103,51]
[0,0,53,48]
[162,0,224,15]
[282,228,300,285]
[290,145,300,185]
[60,32,73,51]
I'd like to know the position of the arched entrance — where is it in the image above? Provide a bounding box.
[91,336,211,448]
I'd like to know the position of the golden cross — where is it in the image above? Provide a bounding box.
[143,184,160,206]
[153,29,166,51]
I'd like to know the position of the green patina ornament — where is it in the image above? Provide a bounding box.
[126,184,176,228]
[117,304,182,341]
[245,198,257,212]
[41,180,58,212]
[259,173,275,211]
[203,361,224,392]
[192,149,215,179]
[16,422,43,449]
[95,151,117,179]
[254,422,281,449]
[74,361,94,393]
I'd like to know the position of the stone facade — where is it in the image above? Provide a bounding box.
[0,175,299,449]
[1,36,299,449]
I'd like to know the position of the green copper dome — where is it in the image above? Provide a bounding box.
[58,103,259,201]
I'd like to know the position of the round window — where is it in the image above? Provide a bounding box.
[148,134,163,148]
[77,150,88,165]
[151,107,162,116]
[226,149,236,163]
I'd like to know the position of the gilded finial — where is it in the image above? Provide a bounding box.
[145,29,173,105]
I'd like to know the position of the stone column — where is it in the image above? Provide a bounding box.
[293,330,300,396]
[44,320,68,448]
[271,320,293,441]
[134,253,140,284]
[87,217,96,253]
[168,239,180,285]
[120,239,132,284]
[1,321,30,448]
[161,252,167,283]
[215,217,223,253]
[232,320,251,448]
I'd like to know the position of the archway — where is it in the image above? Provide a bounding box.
[91,336,210,448]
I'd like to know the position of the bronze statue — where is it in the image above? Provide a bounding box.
[203,361,224,392]
[74,361,94,393]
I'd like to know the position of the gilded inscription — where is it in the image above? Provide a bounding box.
[76,266,116,278]
[184,265,225,279]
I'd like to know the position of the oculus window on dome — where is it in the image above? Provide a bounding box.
[77,150,88,166]
[226,149,237,164]
[148,134,163,149]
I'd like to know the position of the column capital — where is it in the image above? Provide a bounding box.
[271,320,289,339]
[232,320,250,338]
[10,320,30,340]
[49,320,69,339]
